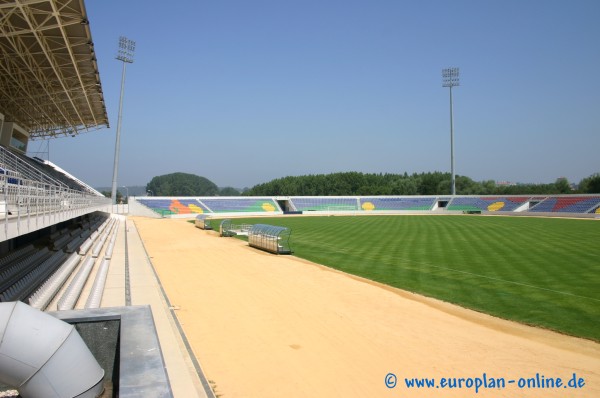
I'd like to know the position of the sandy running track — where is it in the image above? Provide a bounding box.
[132,217,599,398]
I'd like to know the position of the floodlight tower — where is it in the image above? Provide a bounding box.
[111,36,135,205]
[442,67,459,195]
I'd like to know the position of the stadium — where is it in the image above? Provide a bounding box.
[1,1,599,398]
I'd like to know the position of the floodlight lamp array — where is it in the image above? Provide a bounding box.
[116,36,136,63]
[442,67,460,87]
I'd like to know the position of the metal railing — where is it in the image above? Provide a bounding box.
[1,146,111,240]
[1,146,66,189]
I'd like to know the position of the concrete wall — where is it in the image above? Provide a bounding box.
[0,113,8,147]
[0,122,29,152]
[49,306,173,397]
[127,197,161,218]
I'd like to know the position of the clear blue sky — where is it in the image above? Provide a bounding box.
[32,0,600,189]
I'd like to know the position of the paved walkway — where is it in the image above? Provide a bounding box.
[104,215,213,398]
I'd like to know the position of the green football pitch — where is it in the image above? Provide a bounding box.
[208,215,600,341]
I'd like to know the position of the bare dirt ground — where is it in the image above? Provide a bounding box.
[132,217,599,398]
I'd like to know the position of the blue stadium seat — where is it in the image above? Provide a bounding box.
[200,198,279,213]
[290,197,358,211]
[359,197,435,211]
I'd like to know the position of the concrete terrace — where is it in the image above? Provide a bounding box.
[100,215,213,398]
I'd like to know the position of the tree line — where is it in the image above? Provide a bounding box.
[144,172,241,196]
[244,171,600,196]
[125,171,599,197]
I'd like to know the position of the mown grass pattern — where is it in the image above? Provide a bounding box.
[209,215,600,341]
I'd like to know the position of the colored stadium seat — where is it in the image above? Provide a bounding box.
[138,197,280,215]
[359,197,435,211]
[289,197,359,211]
[530,196,600,213]
[447,196,531,212]
[199,198,279,213]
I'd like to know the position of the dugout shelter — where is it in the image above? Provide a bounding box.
[248,224,292,254]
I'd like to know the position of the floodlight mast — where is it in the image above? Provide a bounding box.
[442,67,459,195]
[111,36,135,206]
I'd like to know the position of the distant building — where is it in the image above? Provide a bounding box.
[495,181,516,187]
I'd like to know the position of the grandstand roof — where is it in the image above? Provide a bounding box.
[0,0,109,139]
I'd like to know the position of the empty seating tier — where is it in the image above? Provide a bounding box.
[530,196,600,213]
[135,195,600,216]
[0,212,113,310]
[137,198,212,216]
[199,198,279,213]
[359,197,435,211]
[447,196,531,212]
[1,145,101,194]
[290,197,358,211]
